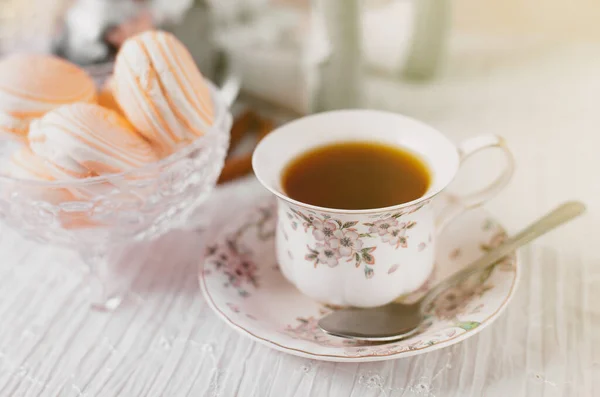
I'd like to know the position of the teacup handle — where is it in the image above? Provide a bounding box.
[436,134,515,231]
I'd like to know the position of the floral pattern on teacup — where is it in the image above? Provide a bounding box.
[364,216,417,249]
[290,209,379,278]
[289,208,422,279]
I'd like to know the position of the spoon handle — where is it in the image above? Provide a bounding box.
[421,201,586,308]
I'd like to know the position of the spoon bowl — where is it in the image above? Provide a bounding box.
[319,303,423,342]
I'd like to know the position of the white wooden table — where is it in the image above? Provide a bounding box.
[0,41,599,396]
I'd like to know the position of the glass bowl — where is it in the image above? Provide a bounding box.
[0,81,232,310]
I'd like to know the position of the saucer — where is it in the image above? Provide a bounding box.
[200,198,519,362]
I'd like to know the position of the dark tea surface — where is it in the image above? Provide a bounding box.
[282,141,430,210]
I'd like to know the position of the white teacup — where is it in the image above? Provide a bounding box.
[253,110,514,308]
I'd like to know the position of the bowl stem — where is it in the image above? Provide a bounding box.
[80,245,128,311]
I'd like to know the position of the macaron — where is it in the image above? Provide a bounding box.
[113,30,215,155]
[28,103,158,179]
[0,54,97,140]
[97,77,124,116]
[7,145,75,205]
[8,145,99,228]
[8,145,55,181]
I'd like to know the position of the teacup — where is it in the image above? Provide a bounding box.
[253,110,514,308]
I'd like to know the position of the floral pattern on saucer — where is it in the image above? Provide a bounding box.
[200,197,519,362]
[204,206,274,297]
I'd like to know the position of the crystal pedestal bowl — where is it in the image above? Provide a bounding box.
[0,82,232,310]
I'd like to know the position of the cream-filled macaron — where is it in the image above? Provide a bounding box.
[7,145,75,205]
[8,145,55,181]
[0,54,97,140]
[29,103,158,179]
[113,30,215,155]
[97,77,124,116]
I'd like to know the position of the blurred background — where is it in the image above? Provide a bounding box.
[0,0,598,251]
[1,0,597,113]
[1,0,598,111]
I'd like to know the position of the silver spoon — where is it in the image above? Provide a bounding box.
[318,201,586,342]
